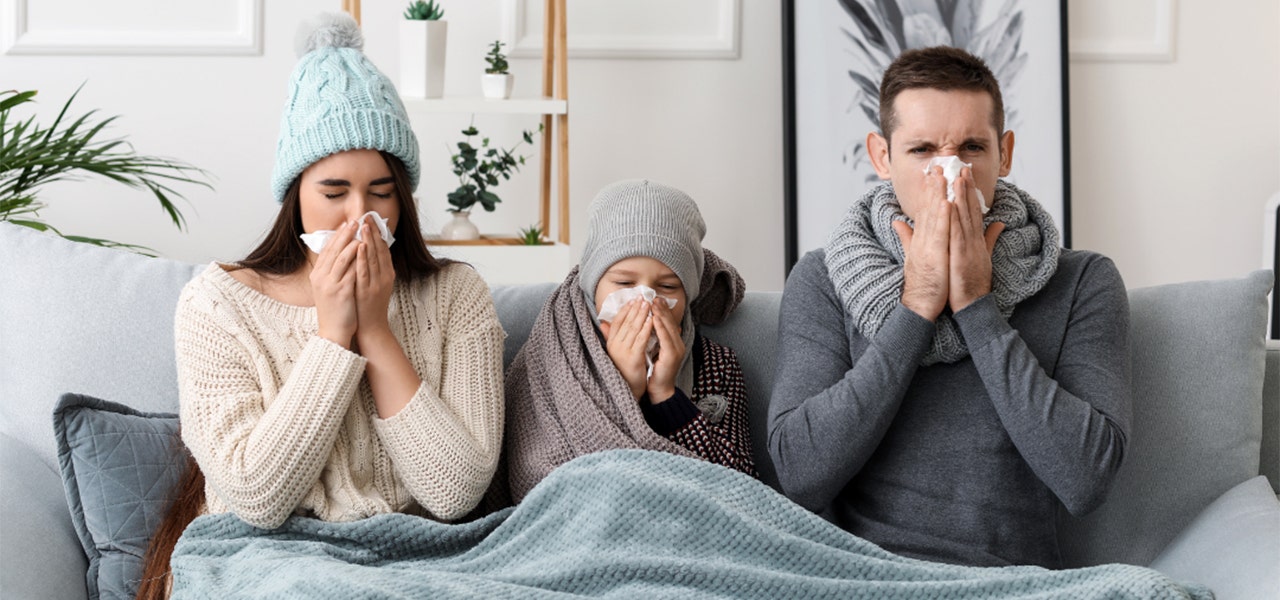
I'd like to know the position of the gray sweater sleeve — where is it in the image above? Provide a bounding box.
[767,251,935,511]
[952,256,1131,516]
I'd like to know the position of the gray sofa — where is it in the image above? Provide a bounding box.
[1,221,1277,599]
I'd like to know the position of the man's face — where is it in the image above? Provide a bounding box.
[867,88,1014,220]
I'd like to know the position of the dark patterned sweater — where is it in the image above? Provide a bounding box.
[640,335,757,478]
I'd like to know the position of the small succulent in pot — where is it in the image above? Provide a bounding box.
[484,40,509,74]
[518,224,545,245]
[403,0,444,20]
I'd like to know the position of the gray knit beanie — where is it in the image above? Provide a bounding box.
[578,180,707,301]
[271,12,420,202]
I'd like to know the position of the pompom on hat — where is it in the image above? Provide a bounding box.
[271,12,420,202]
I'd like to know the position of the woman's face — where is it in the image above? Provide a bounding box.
[593,256,688,316]
[298,149,399,244]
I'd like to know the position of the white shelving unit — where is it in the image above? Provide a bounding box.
[349,0,572,285]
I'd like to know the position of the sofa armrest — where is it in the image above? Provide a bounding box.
[0,431,89,600]
[1148,476,1280,600]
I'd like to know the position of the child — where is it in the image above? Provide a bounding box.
[502,179,756,503]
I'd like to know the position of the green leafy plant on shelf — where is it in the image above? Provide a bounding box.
[403,0,444,20]
[484,41,509,75]
[0,87,211,254]
[518,224,545,245]
[447,120,542,214]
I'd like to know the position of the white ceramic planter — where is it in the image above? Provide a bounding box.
[399,20,447,98]
[440,210,480,240]
[481,73,513,100]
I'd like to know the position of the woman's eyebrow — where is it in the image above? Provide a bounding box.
[317,178,350,186]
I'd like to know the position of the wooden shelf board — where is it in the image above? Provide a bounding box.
[425,234,554,247]
[402,96,567,115]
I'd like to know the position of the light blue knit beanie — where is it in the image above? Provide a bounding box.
[271,12,420,202]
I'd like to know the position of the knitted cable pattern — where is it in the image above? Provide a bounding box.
[824,180,1060,365]
[175,263,505,528]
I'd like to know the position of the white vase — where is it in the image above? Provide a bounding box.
[399,20,447,98]
[441,210,480,240]
[481,73,513,100]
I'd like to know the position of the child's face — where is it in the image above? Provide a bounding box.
[594,256,687,316]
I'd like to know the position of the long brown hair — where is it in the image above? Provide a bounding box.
[238,150,446,281]
[137,150,446,599]
[135,450,203,600]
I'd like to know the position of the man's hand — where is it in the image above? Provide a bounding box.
[599,298,651,400]
[892,166,951,321]
[947,168,1003,311]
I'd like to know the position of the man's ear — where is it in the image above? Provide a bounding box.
[998,130,1015,177]
[867,131,892,180]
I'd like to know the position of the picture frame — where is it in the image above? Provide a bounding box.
[782,0,1071,271]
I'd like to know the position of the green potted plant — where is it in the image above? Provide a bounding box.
[481,40,513,100]
[400,0,448,99]
[0,88,211,254]
[517,224,546,245]
[441,120,542,240]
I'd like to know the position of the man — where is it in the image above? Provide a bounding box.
[768,46,1130,569]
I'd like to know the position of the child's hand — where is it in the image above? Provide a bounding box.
[599,298,650,400]
[646,297,685,403]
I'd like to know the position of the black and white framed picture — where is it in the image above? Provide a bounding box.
[783,0,1071,270]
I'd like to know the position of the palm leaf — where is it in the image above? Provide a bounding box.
[0,85,212,253]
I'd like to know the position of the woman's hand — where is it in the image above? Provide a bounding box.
[599,298,651,400]
[311,221,360,348]
[354,218,396,345]
[646,298,686,403]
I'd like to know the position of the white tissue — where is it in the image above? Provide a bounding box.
[923,156,989,214]
[299,210,396,254]
[597,285,678,379]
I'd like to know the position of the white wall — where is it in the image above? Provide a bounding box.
[1,0,786,290]
[3,0,1278,291]
[1067,0,1280,289]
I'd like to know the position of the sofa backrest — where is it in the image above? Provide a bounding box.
[1,221,1275,570]
[0,223,200,472]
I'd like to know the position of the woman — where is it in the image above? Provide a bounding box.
[136,13,505,598]
[501,179,756,504]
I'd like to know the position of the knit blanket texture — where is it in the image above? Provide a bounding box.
[825,180,1060,365]
[170,450,1210,599]
[502,249,744,503]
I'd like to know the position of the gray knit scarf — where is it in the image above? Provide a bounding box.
[824,180,1060,365]
[501,249,745,503]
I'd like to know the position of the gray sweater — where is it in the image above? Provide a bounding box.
[768,249,1131,568]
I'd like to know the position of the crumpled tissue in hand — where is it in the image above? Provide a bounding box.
[299,210,396,254]
[597,285,678,380]
[923,156,989,214]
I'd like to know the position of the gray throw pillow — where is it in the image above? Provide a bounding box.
[53,393,185,600]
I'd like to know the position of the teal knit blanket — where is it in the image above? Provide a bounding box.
[171,450,1211,599]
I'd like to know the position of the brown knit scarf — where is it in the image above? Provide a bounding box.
[501,249,744,503]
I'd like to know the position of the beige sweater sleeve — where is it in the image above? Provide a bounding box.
[175,285,367,529]
[372,266,506,520]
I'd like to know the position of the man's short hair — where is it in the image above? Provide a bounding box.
[878,46,1005,143]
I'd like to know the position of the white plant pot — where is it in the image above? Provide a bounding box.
[481,73,513,100]
[399,20,447,98]
[441,210,480,240]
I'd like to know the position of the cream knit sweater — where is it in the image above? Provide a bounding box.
[175,262,505,529]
